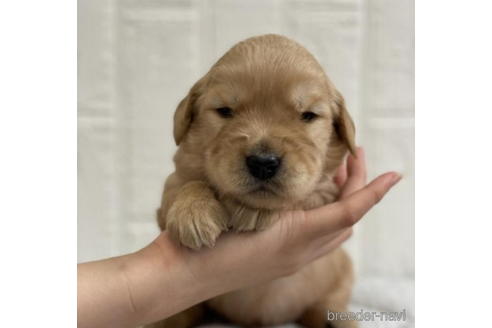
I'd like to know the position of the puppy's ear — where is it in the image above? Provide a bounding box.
[332,90,356,155]
[173,77,205,145]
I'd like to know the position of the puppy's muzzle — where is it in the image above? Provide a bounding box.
[246,154,281,180]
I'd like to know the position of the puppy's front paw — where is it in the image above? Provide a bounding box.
[167,198,228,249]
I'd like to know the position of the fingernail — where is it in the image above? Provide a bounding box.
[388,173,402,187]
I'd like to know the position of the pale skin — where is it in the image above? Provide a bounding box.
[77,147,401,328]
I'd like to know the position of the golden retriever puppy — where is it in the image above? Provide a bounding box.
[150,34,357,328]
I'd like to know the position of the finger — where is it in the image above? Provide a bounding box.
[333,158,348,187]
[305,172,401,238]
[340,147,367,199]
[308,228,353,263]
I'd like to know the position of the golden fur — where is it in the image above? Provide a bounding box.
[149,34,357,328]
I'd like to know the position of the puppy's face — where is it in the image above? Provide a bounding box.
[173,36,355,209]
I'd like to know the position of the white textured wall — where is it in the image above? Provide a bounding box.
[78,0,414,317]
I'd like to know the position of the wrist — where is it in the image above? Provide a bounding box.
[121,232,218,326]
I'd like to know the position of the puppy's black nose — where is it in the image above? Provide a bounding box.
[246,154,281,180]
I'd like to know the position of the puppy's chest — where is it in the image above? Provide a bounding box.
[207,255,335,326]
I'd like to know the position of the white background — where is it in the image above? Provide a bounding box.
[78,0,414,325]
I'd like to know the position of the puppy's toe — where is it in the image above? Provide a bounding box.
[229,207,278,232]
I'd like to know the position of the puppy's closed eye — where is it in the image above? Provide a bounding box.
[216,107,234,118]
[300,111,318,122]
